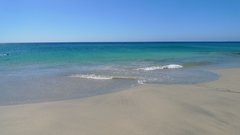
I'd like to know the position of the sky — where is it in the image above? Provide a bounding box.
[0,0,240,42]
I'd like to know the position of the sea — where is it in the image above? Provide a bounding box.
[1,42,240,105]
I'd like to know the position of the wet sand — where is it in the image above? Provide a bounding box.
[0,68,240,135]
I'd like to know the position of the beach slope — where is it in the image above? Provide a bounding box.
[0,68,240,135]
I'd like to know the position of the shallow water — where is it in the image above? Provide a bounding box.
[0,42,240,105]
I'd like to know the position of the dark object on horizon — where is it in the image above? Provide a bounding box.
[0,53,9,56]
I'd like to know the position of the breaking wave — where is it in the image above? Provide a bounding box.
[137,80,146,84]
[0,53,9,57]
[69,74,139,80]
[136,64,183,71]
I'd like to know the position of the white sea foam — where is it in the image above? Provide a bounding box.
[69,74,139,80]
[137,66,163,71]
[137,80,146,84]
[0,53,9,57]
[69,74,113,80]
[162,64,183,69]
[137,64,183,71]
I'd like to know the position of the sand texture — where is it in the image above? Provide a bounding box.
[0,68,240,135]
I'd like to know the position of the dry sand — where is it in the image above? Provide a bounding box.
[0,68,240,135]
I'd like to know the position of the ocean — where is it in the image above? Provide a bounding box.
[1,42,240,105]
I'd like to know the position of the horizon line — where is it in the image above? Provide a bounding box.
[1,41,240,44]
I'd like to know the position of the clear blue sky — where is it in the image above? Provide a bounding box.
[0,0,240,42]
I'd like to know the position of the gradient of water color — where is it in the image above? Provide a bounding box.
[0,42,240,105]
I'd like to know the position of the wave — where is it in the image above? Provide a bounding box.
[137,80,146,84]
[69,74,139,80]
[136,64,183,71]
[0,53,9,57]
[69,74,113,80]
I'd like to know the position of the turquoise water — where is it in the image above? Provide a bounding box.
[1,42,240,67]
[1,42,240,105]
[1,42,240,66]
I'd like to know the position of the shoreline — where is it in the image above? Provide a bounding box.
[0,68,240,135]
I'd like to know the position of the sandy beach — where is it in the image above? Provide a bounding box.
[0,68,240,135]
